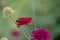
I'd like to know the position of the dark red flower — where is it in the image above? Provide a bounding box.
[10,30,20,37]
[30,28,51,40]
[16,17,32,28]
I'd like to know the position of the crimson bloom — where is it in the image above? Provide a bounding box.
[30,28,51,40]
[10,30,20,37]
[16,17,32,28]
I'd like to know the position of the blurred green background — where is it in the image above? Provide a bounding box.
[0,0,60,40]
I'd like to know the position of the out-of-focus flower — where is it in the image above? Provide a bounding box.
[0,37,8,40]
[10,30,20,37]
[16,17,32,28]
[3,7,14,17]
[30,28,51,40]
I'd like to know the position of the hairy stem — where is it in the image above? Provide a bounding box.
[9,15,16,25]
[21,27,30,40]
[23,26,30,37]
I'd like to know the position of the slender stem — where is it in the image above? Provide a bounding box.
[23,26,30,37]
[21,27,30,40]
[9,15,16,25]
[31,0,37,29]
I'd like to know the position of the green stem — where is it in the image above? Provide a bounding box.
[23,26,30,37]
[21,27,30,40]
[31,0,37,29]
[9,15,16,25]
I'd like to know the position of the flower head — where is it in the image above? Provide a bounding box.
[10,30,20,37]
[0,37,8,40]
[16,17,32,28]
[30,28,51,40]
[3,7,14,17]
